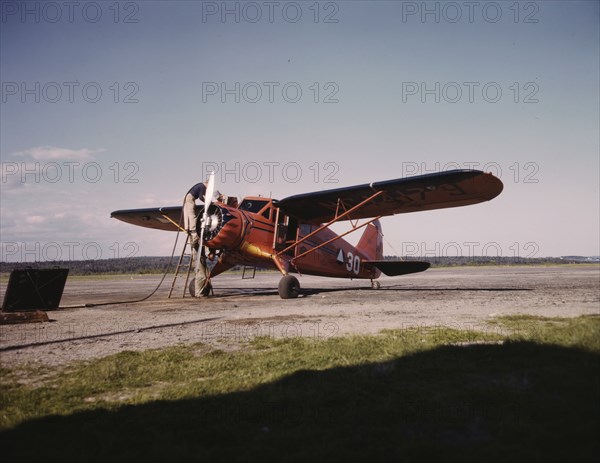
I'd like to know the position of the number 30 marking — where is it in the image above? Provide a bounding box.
[346,252,361,274]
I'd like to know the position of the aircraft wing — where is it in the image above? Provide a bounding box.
[276,170,503,223]
[110,206,190,231]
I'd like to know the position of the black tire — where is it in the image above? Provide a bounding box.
[278,275,300,299]
[188,280,212,297]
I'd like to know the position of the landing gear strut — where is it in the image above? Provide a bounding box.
[278,275,300,299]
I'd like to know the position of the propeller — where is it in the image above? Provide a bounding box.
[195,171,215,294]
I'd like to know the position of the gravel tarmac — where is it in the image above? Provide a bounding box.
[1,265,598,367]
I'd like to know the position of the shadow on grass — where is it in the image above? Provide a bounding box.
[2,342,599,462]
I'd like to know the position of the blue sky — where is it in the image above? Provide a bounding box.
[1,0,599,261]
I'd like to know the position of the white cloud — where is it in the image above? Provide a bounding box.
[25,215,46,224]
[137,193,181,206]
[11,146,104,161]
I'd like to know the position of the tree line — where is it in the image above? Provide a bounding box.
[0,255,596,277]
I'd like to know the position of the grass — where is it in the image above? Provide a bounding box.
[1,316,599,462]
[491,314,600,351]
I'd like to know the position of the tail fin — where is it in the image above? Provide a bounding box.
[358,219,431,278]
[356,219,383,261]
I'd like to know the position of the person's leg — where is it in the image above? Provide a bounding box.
[194,254,210,297]
[184,193,199,260]
[183,193,196,234]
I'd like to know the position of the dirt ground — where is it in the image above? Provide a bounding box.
[1,265,598,367]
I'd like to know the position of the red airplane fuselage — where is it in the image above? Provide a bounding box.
[203,196,382,280]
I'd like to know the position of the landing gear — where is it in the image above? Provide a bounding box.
[188,280,212,297]
[371,279,381,289]
[278,275,300,299]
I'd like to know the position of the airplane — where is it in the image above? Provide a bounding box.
[111,169,503,299]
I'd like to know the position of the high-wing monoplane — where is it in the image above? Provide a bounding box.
[111,170,503,298]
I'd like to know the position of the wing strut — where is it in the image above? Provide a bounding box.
[276,190,384,257]
[292,215,382,263]
[159,212,187,233]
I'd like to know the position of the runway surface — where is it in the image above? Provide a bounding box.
[1,265,598,366]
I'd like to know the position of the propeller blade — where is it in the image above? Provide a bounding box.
[196,171,215,270]
[204,171,216,210]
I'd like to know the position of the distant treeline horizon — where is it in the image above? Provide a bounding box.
[1,255,598,276]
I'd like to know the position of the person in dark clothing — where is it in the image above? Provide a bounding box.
[188,182,207,202]
[183,181,207,237]
[184,181,210,297]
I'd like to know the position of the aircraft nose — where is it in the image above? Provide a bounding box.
[202,205,246,251]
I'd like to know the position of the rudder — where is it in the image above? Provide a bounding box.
[356,220,383,261]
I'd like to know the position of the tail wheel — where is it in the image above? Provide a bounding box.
[278,275,300,299]
[371,280,381,289]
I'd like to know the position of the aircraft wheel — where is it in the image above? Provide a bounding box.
[278,275,300,299]
[371,280,381,289]
[188,280,212,297]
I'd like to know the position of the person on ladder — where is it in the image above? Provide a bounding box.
[182,181,208,297]
[184,181,207,252]
[184,180,223,297]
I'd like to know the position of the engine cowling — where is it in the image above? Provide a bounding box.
[196,204,246,251]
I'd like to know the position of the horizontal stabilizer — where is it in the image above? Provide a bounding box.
[364,260,430,276]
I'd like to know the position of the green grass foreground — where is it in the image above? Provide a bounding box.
[1,316,599,462]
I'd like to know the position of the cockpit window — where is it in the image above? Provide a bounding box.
[239,199,269,213]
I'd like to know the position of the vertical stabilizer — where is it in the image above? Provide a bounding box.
[356,219,383,261]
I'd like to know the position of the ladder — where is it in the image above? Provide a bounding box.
[242,265,257,279]
[168,234,195,298]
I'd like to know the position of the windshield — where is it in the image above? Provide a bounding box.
[239,199,269,213]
